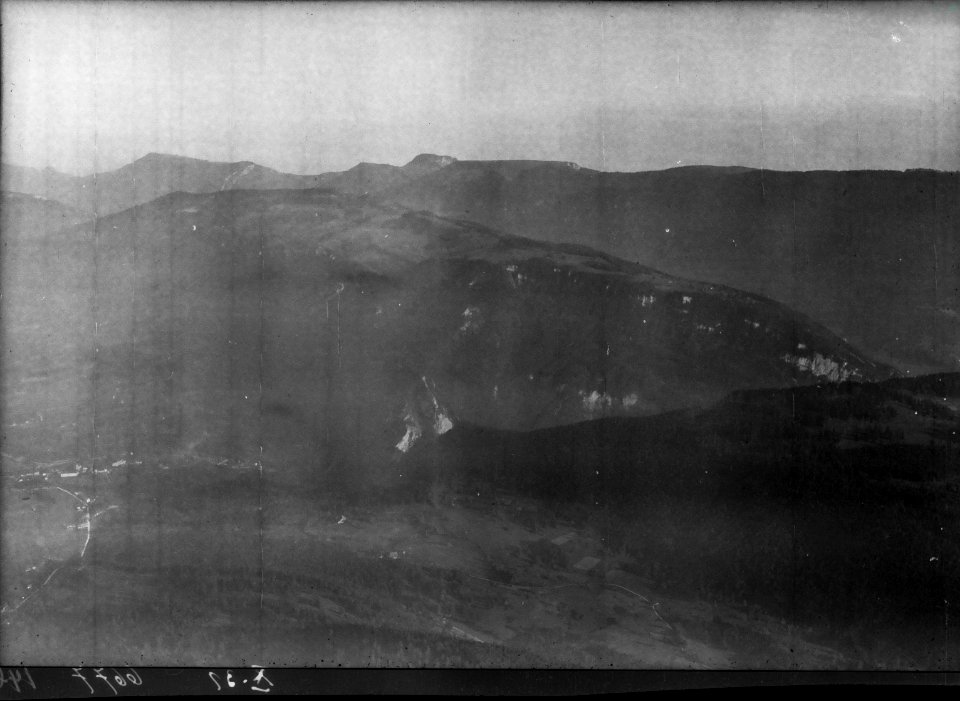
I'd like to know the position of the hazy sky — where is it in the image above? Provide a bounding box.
[2,1,958,174]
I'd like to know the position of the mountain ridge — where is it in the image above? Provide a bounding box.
[4,151,955,373]
[7,150,957,180]
[3,186,892,492]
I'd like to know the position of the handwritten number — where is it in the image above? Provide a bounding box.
[0,668,27,694]
[1,669,21,694]
[251,668,274,693]
[67,667,139,695]
[71,668,95,695]
[93,668,117,696]
[209,667,273,693]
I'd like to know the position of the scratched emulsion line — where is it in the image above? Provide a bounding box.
[256,215,266,659]
[758,101,766,199]
[596,9,609,466]
[337,284,342,369]
[597,13,607,172]
[159,156,176,621]
[128,132,140,566]
[4,487,90,614]
[89,10,103,659]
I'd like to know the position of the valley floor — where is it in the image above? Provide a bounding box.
[3,458,851,668]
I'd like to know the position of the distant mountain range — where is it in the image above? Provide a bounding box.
[0,151,456,216]
[4,152,956,374]
[1,154,326,216]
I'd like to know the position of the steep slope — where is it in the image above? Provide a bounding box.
[1,193,92,417]
[2,188,891,493]
[439,373,960,669]
[382,162,960,373]
[445,372,960,502]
